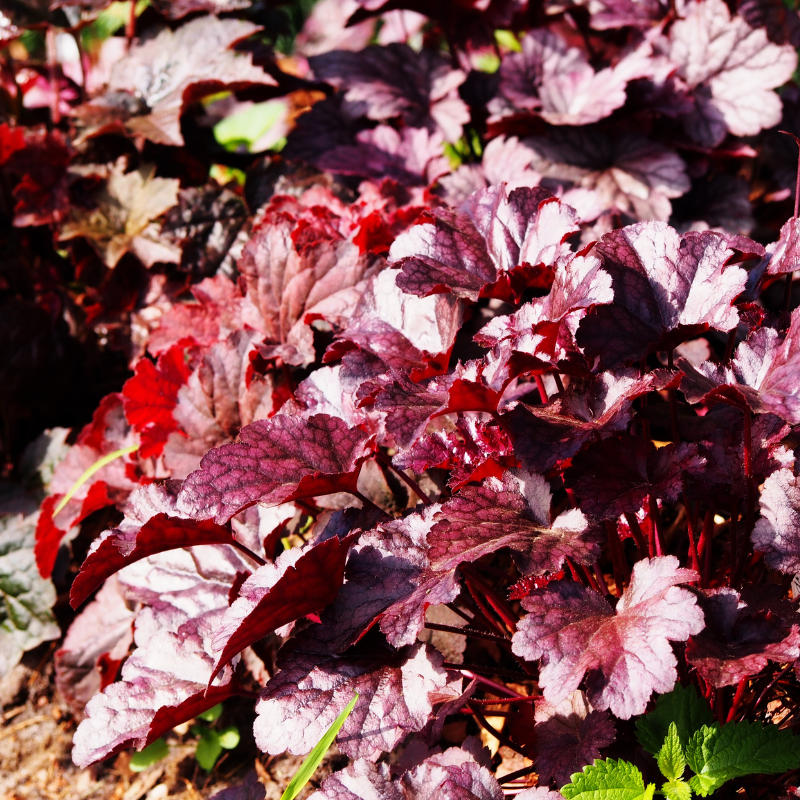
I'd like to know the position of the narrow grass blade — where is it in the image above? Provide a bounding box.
[280,693,358,800]
[53,445,139,516]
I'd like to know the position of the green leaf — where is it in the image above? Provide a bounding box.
[213,100,288,153]
[52,445,139,516]
[281,693,359,800]
[560,759,656,800]
[130,738,169,772]
[657,723,687,781]
[0,512,59,676]
[195,730,222,772]
[686,721,800,796]
[197,704,222,723]
[636,684,714,754]
[218,726,240,750]
[662,779,692,800]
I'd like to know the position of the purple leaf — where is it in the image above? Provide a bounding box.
[254,637,449,759]
[208,771,265,800]
[667,0,797,146]
[70,513,240,609]
[309,44,469,141]
[309,743,505,800]
[331,269,463,374]
[512,556,704,718]
[210,533,358,680]
[752,466,800,573]
[578,222,748,368]
[686,587,800,686]
[316,126,450,186]
[177,414,374,524]
[506,369,680,474]
[429,469,597,576]
[56,577,135,714]
[678,308,800,424]
[533,689,616,787]
[564,435,705,521]
[491,30,650,126]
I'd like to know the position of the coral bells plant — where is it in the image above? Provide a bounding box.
[4,0,800,797]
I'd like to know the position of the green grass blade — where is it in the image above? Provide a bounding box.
[52,445,139,516]
[280,693,358,800]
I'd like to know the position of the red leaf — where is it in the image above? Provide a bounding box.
[70,513,240,609]
[123,345,191,459]
[210,532,358,681]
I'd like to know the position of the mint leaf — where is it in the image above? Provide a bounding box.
[217,726,240,750]
[636,684,713,754]
[560,759,656,800]
[662,779,692,800]
[686,721,800,797]
[129,738,169,772]
[196,729,222,771]
[657,723,687,781]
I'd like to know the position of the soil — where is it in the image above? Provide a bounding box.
[0,645,345,800]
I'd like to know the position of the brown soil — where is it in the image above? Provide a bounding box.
[0,646,344,800]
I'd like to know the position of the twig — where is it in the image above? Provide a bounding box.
[0,715,49,741]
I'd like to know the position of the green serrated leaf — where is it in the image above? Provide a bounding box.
[560,759,656,800]
[197,704,222,723]
[130,738,169,772]
[685,721,800,797]
[218,726,240,750]
[281,693,359,800]
[662,779,692,800]
[195,730,222,771]
[657,723,687,781]
[636,684,714,754]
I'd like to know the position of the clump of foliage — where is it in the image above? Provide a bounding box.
[4,0,800,797]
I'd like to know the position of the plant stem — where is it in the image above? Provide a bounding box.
[424,622,510,645]
[375,451,432,505]
[468,702,528,757]
[682,489,701,573]
[649,494,664,557]
[726,677,749,723]
[624,512,648,556]
[351,490,387,517]
[230,540,266,567]
[697,509,714,587]
[446,662,528,680]
[534,374,548,404]
[459,671,524,697]
[667,350,680,441]
[463,567,518,633]
[553,372,565,393]
[604,520,629,593]
[498,764,538,784]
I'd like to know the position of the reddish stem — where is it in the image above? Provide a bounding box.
[465,576,511,637]
[127,0,137,45]
[230,540,266,567]
[648,494,664,557]
[698,509,715,587]
[463,567,518,633]
[623,512,648,557]
[726,677,748,723]
[375,451,432,505]
[424,622,509,645]
[564,556,585,585]
[459,671,524,697]
[593,561,611,595]
[734,408,756,588]
[498,765,538,784]
[351,490,387,517]
[468,696,535,705]
[553,372,565,393]
[682,489,701,574]
[667,350,680,442]
[534,374,548,404]
[45,27,60,126]
[604,520,630,594]
[468,703,528,758]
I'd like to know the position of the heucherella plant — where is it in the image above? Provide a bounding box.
[561,685,800,799]
[3,0,800,797]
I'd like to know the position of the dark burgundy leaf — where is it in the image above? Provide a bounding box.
[512,556,704,718]
[310,744,504,800]
[564,434,705,521]
[752,466,800,573]
[210,533,358,680]
[209,771,265,800]
[678,308,800,424]
[254,636,450,759]
[507,369,680,474]
[70,513,239,610]
[686,587,800,686]
[577,222,748,368]
[429,469,597,576]
[309,44,469,141]
[533,689,616,787]
[177,414,374,524]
